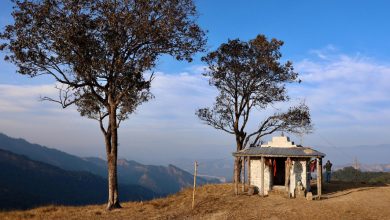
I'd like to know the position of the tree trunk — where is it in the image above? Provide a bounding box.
[234,135,244,184]
[105,105,121,210]
[234,156,242,194]
[107,151,121,210]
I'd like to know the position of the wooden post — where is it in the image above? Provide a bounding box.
[234,157,238,195]
[242,157,245,192]
[317,158,322,198]
[248,156,251,185]
[321,158,324,184]
[285,157,291,198]
[306,159,311,192]
[260,156,265,196]
[192,161,198,209]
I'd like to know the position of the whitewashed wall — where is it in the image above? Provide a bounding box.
[250,159,272,195]
[290,159,308,196]
[250,159,261,192]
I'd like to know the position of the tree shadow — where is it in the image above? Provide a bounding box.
[311,180,388,199]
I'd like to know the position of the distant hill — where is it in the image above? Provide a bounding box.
[333,166,390,183]
[0,133,220,196]
[359,163,390,172]
[0,149,157,210]
[0,133,105,175]
[334,163,390,172]
[85,157,220,195]
[172,158,233,182]
[316,144,390,166]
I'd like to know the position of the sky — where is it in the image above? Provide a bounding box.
[1,0,390,165]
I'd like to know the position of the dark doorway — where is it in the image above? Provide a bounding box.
[273,157,286,185]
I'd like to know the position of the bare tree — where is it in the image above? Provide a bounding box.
[1,0,206,209]
[195,35,311,193]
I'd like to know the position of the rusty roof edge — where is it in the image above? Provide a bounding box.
[232,153,326,158]
[232,147,326,158]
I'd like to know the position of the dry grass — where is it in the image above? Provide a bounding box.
[1,182,390,220]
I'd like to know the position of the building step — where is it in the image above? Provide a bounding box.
[268,185,288,196]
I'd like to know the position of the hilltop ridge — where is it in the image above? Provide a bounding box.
[1,182,390,219]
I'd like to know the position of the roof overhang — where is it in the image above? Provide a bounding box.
[232,146,326,158]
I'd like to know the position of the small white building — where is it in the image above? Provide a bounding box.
[233,136,325,198]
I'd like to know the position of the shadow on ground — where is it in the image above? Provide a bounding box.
[311,180,388,199]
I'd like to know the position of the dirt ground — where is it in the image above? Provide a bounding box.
[1,182,390,220]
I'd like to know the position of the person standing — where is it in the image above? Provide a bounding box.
[324,160,333,183]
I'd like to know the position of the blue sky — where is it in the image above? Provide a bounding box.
[1,1,390,165]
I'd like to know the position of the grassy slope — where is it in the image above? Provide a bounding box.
[1,182,390,220]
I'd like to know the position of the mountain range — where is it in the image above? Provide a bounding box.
[4,132,386,210]
[84,157,217,194]
[172,158,233,182]
[0,149,156,210]
[0,133,219,210]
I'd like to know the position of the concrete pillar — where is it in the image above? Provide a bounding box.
[260,156,265,196]
[248,157,251,185]
[306,159,311,192]
[242,157,245,192]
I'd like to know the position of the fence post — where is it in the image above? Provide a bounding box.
[192,161,198,209]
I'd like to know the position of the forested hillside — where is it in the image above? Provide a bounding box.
[0,149,157,210]
[333,166,390,183]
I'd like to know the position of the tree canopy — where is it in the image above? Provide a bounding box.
[1,0,206,122]
[196,35,312,193]
[197,35,311,149]
[1,0,206,209]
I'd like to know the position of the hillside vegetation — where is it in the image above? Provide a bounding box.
[1,182,390,220]
[333,166,390,183]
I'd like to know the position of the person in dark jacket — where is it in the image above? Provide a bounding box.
[324,160,333,183]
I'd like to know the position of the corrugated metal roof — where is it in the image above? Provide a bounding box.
[233,146,325,158]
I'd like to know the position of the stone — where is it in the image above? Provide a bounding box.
[247,186,255,195]
[306,192,313,201]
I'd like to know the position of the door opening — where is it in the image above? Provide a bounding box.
[273,157,286,185]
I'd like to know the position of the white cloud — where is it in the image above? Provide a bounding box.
[184,65,209,75]
[1,50,390,163]
[0,70,232,163]
[127,71,216,127]
[308,44,338,60]
[0,84,57,112]
[292,51,390,146]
